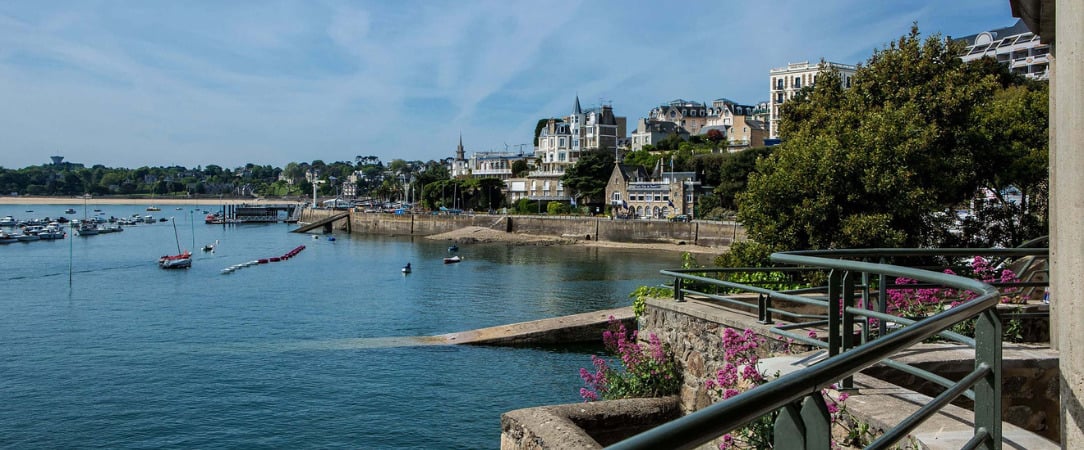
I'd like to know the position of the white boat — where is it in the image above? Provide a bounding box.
[443,255,463,264]
[402,263,412,273]
[0,216,15,227]
[76,221,99,236]
[37,224,66,239]
[15,233,40,242]
[146,206,161,212]
[0,231,16,244]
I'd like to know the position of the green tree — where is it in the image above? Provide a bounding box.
[561,148,615,205]
[511,159,529,177]
[737,26,1048,251]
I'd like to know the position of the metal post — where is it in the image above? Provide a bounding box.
[827,270,841,358]
[974,306,1003,449]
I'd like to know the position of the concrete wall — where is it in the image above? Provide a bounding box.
[500,397,680,450]
[299,209,746,247]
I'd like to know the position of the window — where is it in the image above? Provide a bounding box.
[775,78,783,90]
[654,195,661,202]
[559,137,566,147]
[794,76,801,89]
[612,192,622,202]
[776,93,784,103]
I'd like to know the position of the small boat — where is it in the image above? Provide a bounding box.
[15,233,41,242]
[448,244,459,252]
[402,263,412,274]
[147,206,161,212]
[202,240,218,252]
[175,207,183,210]
[158,218,191,269]
[0,216,15,227]
[64,208,76,214]
[327,236,336,241]
[159,251,192,269]
[76,221,99,236]
[0,231,16,244]
[443,255,463,264]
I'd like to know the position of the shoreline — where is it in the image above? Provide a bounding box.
[425,225,726,256]
[0,196,300,206]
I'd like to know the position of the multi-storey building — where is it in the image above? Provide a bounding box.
[956,19,1050,80]
[629,118,689,152]
[526,96,626,202]
[768,61,856,139]
[649,99,709,135]
[605,160,700,219]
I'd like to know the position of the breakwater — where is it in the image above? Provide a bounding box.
[299,209,746,248]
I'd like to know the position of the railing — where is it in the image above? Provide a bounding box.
[609,246,1049,450]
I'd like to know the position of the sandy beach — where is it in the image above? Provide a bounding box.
[0,196,300,206]
[426,225,726,256]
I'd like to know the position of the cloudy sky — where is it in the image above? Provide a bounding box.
[0,1,1015,169]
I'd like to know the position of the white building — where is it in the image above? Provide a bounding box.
[768,61,856,139]
[956,19,1050,80]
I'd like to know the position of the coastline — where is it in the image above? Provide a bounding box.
[425,225,726,256]
[0,196,300,206]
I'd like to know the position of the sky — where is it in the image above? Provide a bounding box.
[0,0,1017,170]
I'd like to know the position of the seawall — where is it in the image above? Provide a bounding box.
[299,209,746,248]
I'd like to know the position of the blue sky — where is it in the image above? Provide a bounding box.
[0,1,1016,169]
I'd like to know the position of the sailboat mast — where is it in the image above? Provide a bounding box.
[172,218,182,253]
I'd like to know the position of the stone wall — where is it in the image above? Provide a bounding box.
[500,397,680,449]
[297,208,747,247]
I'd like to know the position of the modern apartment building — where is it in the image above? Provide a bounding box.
[956,19,1050,80]
[768,61,856,139]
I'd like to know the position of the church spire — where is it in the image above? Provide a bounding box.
[573,95,582,115]
[456,133,465,161]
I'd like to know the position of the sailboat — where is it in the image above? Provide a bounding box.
[158,217,192,269]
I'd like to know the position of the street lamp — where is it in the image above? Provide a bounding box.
[312,179,324,208]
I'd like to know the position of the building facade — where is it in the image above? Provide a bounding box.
[956,19,1050,80]
[605,162,700,219]
[649,99,709,135]
[629,118,690,151]
[526,96,626,202]
[768,61,857,139]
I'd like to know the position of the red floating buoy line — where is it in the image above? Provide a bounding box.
[222,245,306,274]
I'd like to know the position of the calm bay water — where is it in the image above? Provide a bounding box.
[0,204,682,449]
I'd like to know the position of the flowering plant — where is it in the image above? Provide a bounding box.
[579,317,681,401]
[706,328,869,449]
[886,256,1022,319]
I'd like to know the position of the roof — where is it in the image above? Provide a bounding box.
[954,19,1032,45]
[697,125,729,135]
[614,163,649,182]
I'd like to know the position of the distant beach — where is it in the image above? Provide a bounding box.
[0,196,302,206]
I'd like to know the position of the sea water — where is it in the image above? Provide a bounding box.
[0,204,683,449]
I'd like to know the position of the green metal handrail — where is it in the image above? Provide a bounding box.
[608,247,1049,450]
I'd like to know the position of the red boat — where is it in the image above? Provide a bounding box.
[159,251,192,269]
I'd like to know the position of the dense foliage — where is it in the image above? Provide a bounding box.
[737,26,1048,251]
[560,148,615,205]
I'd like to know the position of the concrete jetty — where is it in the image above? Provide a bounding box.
[429,307,635,346]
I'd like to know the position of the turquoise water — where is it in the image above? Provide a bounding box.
[0,204,681,449]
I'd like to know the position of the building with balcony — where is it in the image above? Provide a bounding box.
[956,19,1050,80]
[629,119,690,152]
[768,61,856,139]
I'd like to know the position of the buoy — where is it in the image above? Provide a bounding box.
[327,236,336,242]
[258,259,269,264]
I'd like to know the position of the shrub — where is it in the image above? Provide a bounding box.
[579,318,681,401]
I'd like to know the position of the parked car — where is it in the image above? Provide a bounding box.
[669,214,690,223]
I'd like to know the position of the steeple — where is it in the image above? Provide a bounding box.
[573,95,582,115]
[456,133,465,161]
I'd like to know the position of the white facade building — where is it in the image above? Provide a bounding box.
[956,19,1050,80]
[768,61,856,139]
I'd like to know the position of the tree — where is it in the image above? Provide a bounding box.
[737,26,1048,251]
[561,148,615,205]
[511,159,529,177]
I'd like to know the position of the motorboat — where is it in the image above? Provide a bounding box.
[76,221,99,236]
[443,255,463,264]
[0,231,16,244]
[0,216,16,227]
[448,245,459,252]
[146,206,161,211]
[402,263,412,274]
[64,208,76,214]
[202,240,218,252]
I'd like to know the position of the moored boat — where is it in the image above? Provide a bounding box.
[0,230,16,244]
[0,216,16,227]
[443,255,463,264]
